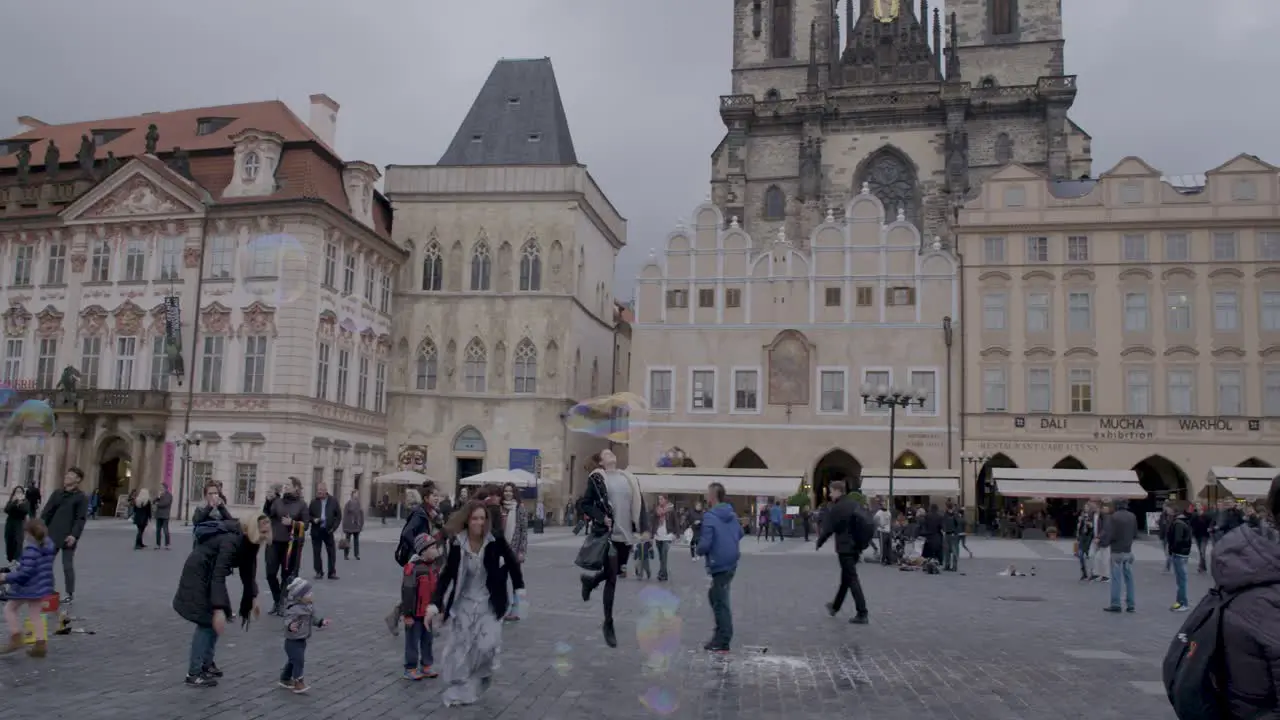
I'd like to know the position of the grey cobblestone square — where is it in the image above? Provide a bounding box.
[1,522,1186,719]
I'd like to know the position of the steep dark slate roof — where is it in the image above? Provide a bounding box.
[438,58,578,166]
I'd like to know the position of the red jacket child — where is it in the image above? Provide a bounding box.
[400,534,441,620]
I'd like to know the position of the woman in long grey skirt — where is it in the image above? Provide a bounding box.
[427,500,525,707]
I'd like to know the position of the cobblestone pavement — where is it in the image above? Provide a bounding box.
[1,519,1191,719]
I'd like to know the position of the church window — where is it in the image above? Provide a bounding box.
[519,239,542,291]
[980,76,998,88]
[764,89,781,101]
[763,185,786,220]
[470,241,492,291]
[994,133,1013,164]
[463,338,487,392]
[422,241,443,291]
[858,149,918,226]
[991,0,1016,37]
[415,338,437,390]
[770,0,792,58]
[242,152,260,181]
[514,339,537,393]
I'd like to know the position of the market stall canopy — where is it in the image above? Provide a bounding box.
[991,468,1146,499]
[859,469,960,496]
[378,470,434,486]
[630,468,804,497]
[1206,466,1277,500]
[459,468,537,488]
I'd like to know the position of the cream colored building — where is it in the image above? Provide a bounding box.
[632,187,959,506]
[0,96,399,519]
[957,155,1280,522]
[384,59,624,518]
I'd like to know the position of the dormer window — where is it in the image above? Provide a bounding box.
[91,129,128,146]
[527,133,541,143]
[506,96,520,106]
[1120,182,1142,204]
[196,117,234,136]
[1232,178,1257,201]
[470,134,483,143]
[243,151,260,181]
[362,186,372,214]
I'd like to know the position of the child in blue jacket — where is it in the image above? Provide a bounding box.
[0,518,56,657]
[695,483,743,653]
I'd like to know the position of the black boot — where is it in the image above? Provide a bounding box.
[603,620,617,648]
[580,575,595,602]
[850,614,869,625]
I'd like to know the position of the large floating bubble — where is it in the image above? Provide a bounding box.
[6,399,55,435]
[636,586,683,674]
[0,381,13,408]
[639,686,679,715]
[243,234,308,305]
[565,392,648,444]
[551,641,573,676]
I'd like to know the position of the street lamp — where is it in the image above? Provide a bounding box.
[959,450,990,530]
[858,383,926,522]
[175,434,201,525]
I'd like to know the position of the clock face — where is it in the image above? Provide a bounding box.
[873,0,900,23]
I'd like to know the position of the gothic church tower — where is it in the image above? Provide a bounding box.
[710,0,1092,247]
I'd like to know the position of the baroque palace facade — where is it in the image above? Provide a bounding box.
[0,96,400,518]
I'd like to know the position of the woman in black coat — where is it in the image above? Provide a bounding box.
[3,486,28,563]
[172,516,267,687]
[132,489,153,549]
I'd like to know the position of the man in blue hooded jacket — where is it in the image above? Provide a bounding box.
[696,482,743,653]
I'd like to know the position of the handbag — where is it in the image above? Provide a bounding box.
[574,472,615,572]
[338,535,350,551]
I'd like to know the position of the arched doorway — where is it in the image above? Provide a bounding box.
[893,451,928,510]
[452,427,486,485]
[1047,456,1089,537]
[97,436,132,518]
[975,453,1017,531]
[1237,457,1273,468]
[1131,455,1191,531]
[812,450,861,505]
[1054,456,1087,470]
[726,448,767,469]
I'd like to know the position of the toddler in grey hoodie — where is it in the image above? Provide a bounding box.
[278,577,330,693]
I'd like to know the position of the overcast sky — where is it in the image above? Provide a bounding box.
[3,0,1277,298]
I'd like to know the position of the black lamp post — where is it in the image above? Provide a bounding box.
[858,382,927,518]
[960,450,990,531]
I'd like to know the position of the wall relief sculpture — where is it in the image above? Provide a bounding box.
[496,241,513,292]
[239,301,278,338]
[2,304,31,338]
[766,329,811,405]
[493,340,507,379]
[113,300,147,336]
[317,310,337,340]
[83,176,186,218]
[70,252,87,273]
[442,339,458,384]
[200,302,232,336]
[35,306,64,339]
[78,305,109,337]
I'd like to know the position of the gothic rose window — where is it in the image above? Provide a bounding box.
[859,150,917,224]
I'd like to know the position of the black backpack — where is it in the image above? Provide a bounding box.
[849,505,876,552]
[1163,582,1275,718]
[394,534,413,567]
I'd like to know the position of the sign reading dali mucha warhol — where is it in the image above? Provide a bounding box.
[1013,415,1261,437]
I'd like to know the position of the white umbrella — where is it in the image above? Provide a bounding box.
[379,470,433,486]
[459,468,537,488]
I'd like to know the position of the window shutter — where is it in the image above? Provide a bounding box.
[907,287,917,306]
[885,287,895,306]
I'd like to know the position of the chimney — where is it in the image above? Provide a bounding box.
[308,94,340,149]
[16,116,47,133]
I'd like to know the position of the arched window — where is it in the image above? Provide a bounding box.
[242,151,260,181]
[763,185,786,220]
[994,133,1013,165]
[463,338,487,392]
[519,240,542,291]
[991,0,1016,36]
[857,148,918,227]
[421,241,443,291]
[513,338,537,393]
[770,0,792,59]
[415,338,437,390]
[764,88,781,101]
[470,241,491,291]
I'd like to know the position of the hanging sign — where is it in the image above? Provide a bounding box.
[164,295,185,383]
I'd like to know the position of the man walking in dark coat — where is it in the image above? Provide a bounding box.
[266,478,310,614]
[307,482,341,580]
[153,485,174,549]
[816,481,870,625]
[40,467,88,603]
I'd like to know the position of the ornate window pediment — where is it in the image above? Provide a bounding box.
[1120,346,1156,358]
[2,304,32,338]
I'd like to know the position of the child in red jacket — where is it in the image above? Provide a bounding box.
[400,533,441,680]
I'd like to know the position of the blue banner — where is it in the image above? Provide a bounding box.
[508,449,540,499]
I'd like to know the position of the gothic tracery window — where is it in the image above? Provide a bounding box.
[763,185,786,220]
[519,239,542,291]
[770,0,792,59]
[463,337,487,392]
[415,338,437,390]
[513,338,537,393]
[422,241,443,291]
[859,149,918,225]
[991,0,1016,36]
[470,241,491,291]
[994,133,1013,165]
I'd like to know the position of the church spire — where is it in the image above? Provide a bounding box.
[920,0,929,39]
[933,8,943,77]
[807,20,819,89]
[845,0,854,50]
[946,11,960,79]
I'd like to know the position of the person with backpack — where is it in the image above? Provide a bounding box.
[1164,477,1280,718]
[815,481,871,625]
[1166,500,1194,612]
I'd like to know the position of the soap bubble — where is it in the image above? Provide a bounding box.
[243,234,308,305]
[0,381,13,408]
[551,641,573,676]
[6,399,55,435]
[636,586,683,674]
[565,392,648,444]
[639,687,679,715]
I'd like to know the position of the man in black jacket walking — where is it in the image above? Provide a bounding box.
[40,467,89,603]
[307,482,341,580]
[941,502,962,572]
[816,481,869,625]
[266,478,310,614]
[1166,500,1194,612]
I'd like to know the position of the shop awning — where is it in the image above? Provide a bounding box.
[859,469,960,496]
[630,469,803,497]
[1206,466,1276,500]
[991,468,1146,499]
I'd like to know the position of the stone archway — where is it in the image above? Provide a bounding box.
[452,426,487,485]
[726,448,767,469]
[975,452,1017,529]
[96,435,133,518]
[1053,455,1087,470]
[1237,457,1273,468]
[894,450,925,470]
[1131,454,1191,531]
[813,449,861,504]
